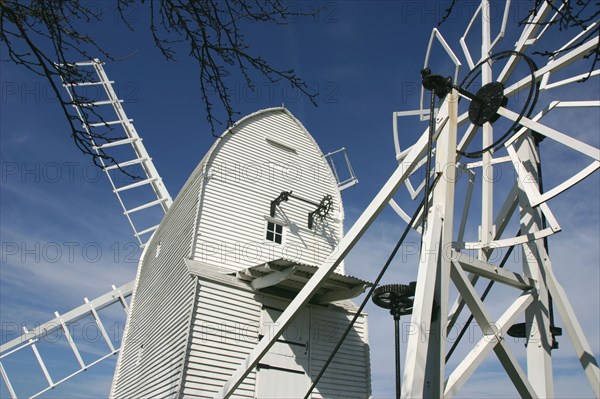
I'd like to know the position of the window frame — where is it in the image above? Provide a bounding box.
[265,220,284,245]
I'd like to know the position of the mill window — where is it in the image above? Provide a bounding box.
[266,221,283,244]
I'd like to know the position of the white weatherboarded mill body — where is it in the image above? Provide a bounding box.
[110,108,371,398]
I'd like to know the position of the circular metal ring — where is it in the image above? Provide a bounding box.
[457,50,539,158]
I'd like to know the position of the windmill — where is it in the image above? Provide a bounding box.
[1,59,367,397]
[1,0,599,398]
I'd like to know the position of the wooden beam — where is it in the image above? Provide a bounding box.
[313,284,368,304]
[453,254,536,290]
[251,267,297,290]
[446,262,537,398]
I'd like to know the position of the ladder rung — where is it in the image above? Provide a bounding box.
[79,99,123,107]
[94,137,138,150]
[124,198,168,215]
[72,60,103,67]
[114,177,157,193]
[88,119,133,127]
[64,80,114,87]
[104,158,149,171]
[134,224,160,237]
[55,60,101,68]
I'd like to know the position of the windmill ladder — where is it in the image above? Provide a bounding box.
[60,59,172,247]
[0,282,134,399]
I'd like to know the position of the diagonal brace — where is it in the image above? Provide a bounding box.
[449,261,538,398]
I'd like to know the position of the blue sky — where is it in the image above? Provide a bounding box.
[1,1,599,398]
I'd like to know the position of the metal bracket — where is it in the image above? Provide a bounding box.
[269,191,333,229]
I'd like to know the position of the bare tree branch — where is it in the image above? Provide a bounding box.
[520,0,599,81]
[0,0,319,172]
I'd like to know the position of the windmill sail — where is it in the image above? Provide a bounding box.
[60,59,172,247]
[0,60,170,398]
[0,283,133,398]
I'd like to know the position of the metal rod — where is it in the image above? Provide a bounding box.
[288,193,319,206]
[422,89,436,234]
[449,82,486,104]
[395,316,402,399]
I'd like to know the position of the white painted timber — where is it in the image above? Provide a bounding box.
[181,279,261,398]
[110,148,206,397]
[192,109,344,273]
[175,277,370,398]
[110,108,367,398]
[309,306,371,399]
